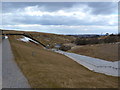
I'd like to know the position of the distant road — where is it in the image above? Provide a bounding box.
[2,38,30,88]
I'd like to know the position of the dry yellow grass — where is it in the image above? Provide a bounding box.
[8,35,118,88]
[2,30,76,46]
[31,33,75,46]
[69,43,119,61]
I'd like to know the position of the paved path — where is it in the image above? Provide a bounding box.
[0,41,2,89]
[53,49,120,77]
[2,38,30,88]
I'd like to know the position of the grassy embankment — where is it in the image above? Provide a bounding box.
[69,43,119,61]
[2,30,76,46]
[4,30,119,62]
[8,33,118,88]
[68,35,120,61]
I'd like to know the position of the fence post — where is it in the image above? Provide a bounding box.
[32,51,35,56]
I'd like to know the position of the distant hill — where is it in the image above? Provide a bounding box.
[67,34,101,38]
[2,29,76,47]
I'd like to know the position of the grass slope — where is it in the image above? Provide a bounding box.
[8,35,118,88]
[2,30,76,46]
[69,43,119,61]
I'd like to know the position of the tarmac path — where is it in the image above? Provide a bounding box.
[0,41,2,89]
[2,38,30,88]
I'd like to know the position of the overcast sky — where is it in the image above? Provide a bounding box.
[1,2,118,34]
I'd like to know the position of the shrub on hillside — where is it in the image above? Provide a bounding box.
[74,36,119,45]
[74,38,99,45]
[59,45,71,51]
[103,36,118,43]
[90,38,99,44]
[74,38,88,45]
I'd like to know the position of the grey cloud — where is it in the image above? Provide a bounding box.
[87,2,117,15]
[1,2,118,34]
[2,2,76,13]
[2,2,117,27]
[2,2,117,15]
[2,14,113,26]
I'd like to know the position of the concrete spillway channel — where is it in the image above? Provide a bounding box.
[53,50,120,77]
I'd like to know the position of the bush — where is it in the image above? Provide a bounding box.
[103,36,118,43]
[74,35,119,45]
[74,38,88,45]
[59,45,71,51]
[74,38,99,45]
